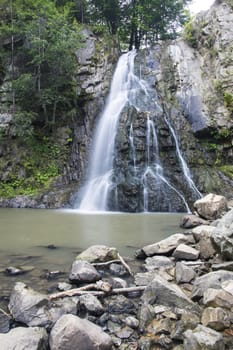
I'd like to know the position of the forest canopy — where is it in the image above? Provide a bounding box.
[0,0,191,136]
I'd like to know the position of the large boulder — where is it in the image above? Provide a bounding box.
[192,271,233,299]
[194,193,228,220]
[184,325,225,350]
[69,260,101,284]
[0,326,48,350]
[141,273,199,313]
[8,282,77,328]
[142,233,194,257]
[49,314,112,350]
[76,245,119,263]
[211,209,233,260]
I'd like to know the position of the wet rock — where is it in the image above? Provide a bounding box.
[0,314,11,333]
[79,294,104,316]
[184,325,225,350]
[201,307,230,331]
[111,277,127,289]
[0,326,48,350]
[144,255,174,271]
[115,326,134,339]
[142,233,194,257]
[57,282,72,291]
[8,282,49,327]
[125,316,139,329]
[194,193,228,221]
[203,288,233,309]
[181,214,209,229]
[175,262,196,284]
[141,273,199,313]
[8,282,77,328]
[109,263,127,276]
[5,266,28,276]
[49,314,112,350]
[107,295,136,315]
[76,245,119,263]
[173,244,200,260]
[69,260,101,284]
[192,270,233,299]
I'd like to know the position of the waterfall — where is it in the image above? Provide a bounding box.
[76,49,201,212]
[78,50,137,211]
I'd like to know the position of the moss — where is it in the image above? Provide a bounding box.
[0,136,70,199]
[218,165,233,179]
[224,92,233,112]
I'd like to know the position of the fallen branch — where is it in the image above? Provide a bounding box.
[92,259,120,267]
[49,285,146,301]
[117,253,133,276]
[0,307,10,317]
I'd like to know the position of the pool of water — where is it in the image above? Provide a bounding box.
[0,209,184,296]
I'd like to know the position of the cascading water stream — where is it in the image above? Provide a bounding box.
[78,50,138,211]
[76,49,201,212]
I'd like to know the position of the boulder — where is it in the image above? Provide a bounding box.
[192,270,233,299]
[0,326,48,350]
[201,307,230,331]
[192,225,216,242]
[175,262,196,284]
[173,244,199,260]
[142,233,194,257]
[49,314,112,350]
[222,280,233,296]
[141,273,199,313]
[76,245,119,263]
[144,255,174,271]
[194,193,228,220]
[180,214,209,229]
[8,282,77,328]
[69,260,101,284]
[203,288,233,309]
[78,294,104,316]
[211,215,233,260]
[184,325,225,350]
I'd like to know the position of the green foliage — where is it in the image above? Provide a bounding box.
[184,20,198,47]
[224,92,233,112]
[13,111,37,138]
[218,165,233,179]
[0,136,70,198]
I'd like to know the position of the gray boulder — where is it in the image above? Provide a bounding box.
[211,209,233,260]
[0,326,48,350]
[8,282,77,328]
[144,255,174,271]
[181,214,209,229]
[76,245,119,262]
[203,288,233,309]
[201,307,230,331]
[192,270,233,299]
[141,273,199,313]
[184,325,225,350]
[175,262,196,284]
[194,193,228,220]
[142,233,194,257]
[173,244,199,260]
[79,294,104,316]
[69,260,101,284]
[49,314,112,350]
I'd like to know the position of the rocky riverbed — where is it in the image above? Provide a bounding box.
[0,193,233,349]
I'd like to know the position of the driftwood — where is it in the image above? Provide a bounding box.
[49,284,146,301]
[0,307,10,317]
[92,254,133,276]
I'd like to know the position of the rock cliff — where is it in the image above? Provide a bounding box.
[0,0,232,209]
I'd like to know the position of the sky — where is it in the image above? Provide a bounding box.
[188,0,216,14]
